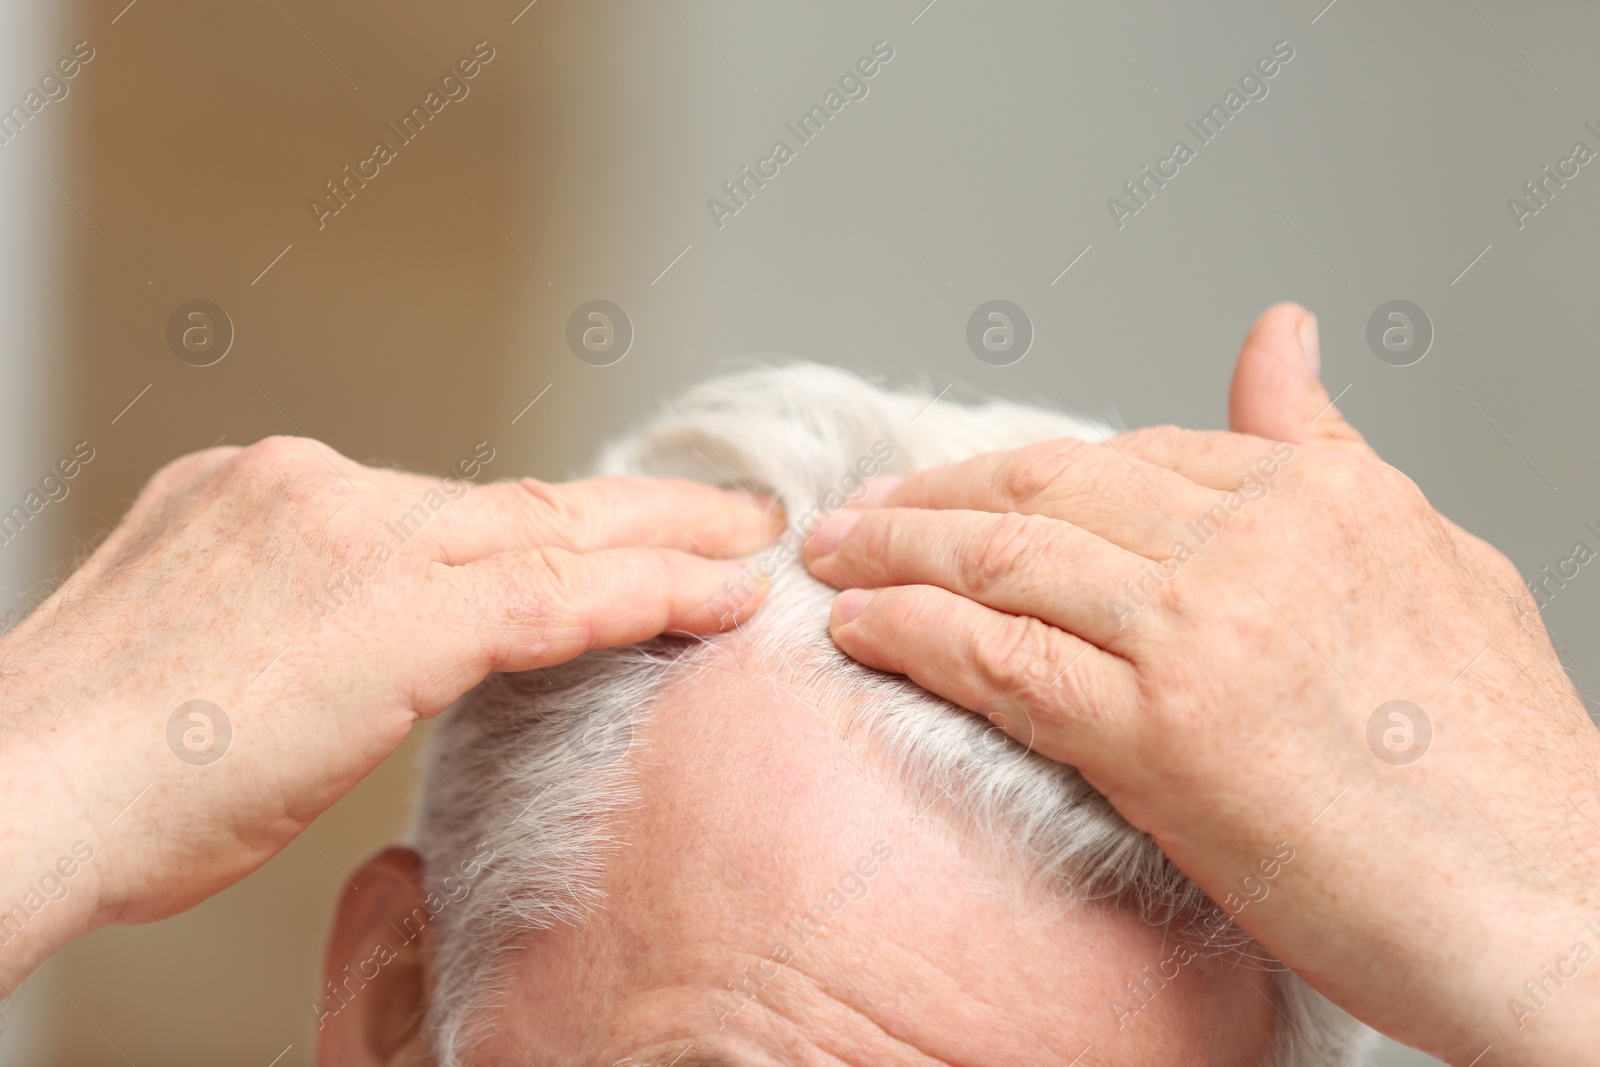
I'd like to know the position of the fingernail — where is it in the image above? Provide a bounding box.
[729,490,786,543]
[833,588,873,625]
[855,475,903,507]
[1297,311,1321,379]
[807,508,863,559]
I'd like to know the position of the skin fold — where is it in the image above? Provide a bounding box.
[805,306,1600,1064]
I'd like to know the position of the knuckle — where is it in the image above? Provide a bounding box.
[523,546,584,618]
[1222,493,1270,539]
[962,512,1049,596]
[1486,546,1525,588]
[1044,650,1114,730]
[1292,453,1369,512]
[973,610,1060,691]
[1463,535,1526,594]
[241,435,310,465]
[1002,438,1093,506]
[1119,562,1211,649]
[510,477,577,543]
[1146,568,1194,620]
[228,436,324,488]
[475,548,588,649]
[1122,424,1186,458]
[1348,460,1436,531]
[142,446,237,499]
[1356,454,1414,495]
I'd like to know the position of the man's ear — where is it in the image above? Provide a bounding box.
[317,847,435,1066]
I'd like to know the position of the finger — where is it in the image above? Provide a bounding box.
[873,439,1219,559]
[410,476,783,565]
[806,507,1141,651]
[827,584,1138,768]
[1229,303,1377,456]
[1110,426,1296,492]
[436,546,765,678]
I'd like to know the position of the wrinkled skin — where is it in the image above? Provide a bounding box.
[319,650,1278,1066]
[0,437,778,996]
[806,306,1600,1064]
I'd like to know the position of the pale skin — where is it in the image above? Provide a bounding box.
[0,306,1594,1063]
[0,439,781,997]
[804,305,1600,1064]
[318,640,1279,1066]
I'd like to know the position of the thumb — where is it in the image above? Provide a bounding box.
[1228,303,1375,456]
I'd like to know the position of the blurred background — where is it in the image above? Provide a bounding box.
[2,0,1596,1062]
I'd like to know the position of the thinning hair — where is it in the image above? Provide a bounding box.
[413,363,1372,1066]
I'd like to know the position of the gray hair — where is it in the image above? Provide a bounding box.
[413,363,1373,1065]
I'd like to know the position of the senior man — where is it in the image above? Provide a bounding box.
[317,363,1365,1065]
[0,306,1595,1065]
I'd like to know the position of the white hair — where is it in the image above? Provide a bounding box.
[414,363,1374,1065]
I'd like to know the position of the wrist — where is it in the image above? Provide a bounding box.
[0,626,124,995]
[1455,920,1600,1065]
[0,835,105,996]
[1446,803,1600,1062]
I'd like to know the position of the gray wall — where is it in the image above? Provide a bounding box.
[515,3,1600,720]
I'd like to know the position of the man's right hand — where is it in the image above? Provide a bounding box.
[0,436,778,996]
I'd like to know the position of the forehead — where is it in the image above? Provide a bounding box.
[472,652,1276,1067]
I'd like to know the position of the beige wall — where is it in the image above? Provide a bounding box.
[38,2,536,1063]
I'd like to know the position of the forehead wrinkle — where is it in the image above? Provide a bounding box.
[728,947,965,1067]
[826,936,1082,1067]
